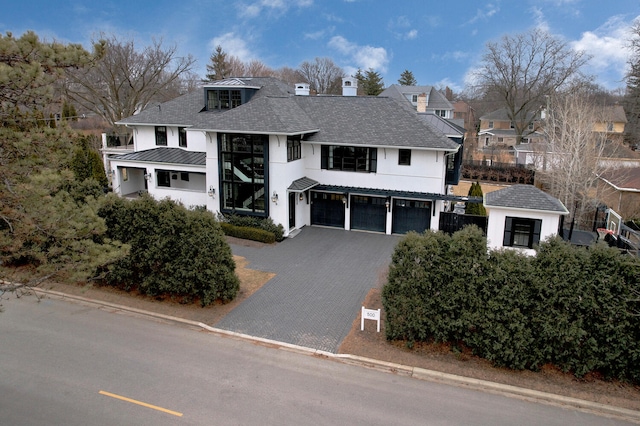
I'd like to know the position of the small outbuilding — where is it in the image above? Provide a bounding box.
[484,184,569,255]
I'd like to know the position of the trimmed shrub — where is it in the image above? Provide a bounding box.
[220,223,276,244]
[220,213,285,242]
[98,194,239,306]
[382,229,640,383]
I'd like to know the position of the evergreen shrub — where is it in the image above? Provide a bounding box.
[98,194,239,306]
[382,227,640,383]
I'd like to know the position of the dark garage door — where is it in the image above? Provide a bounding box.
[351,195,387,232]
[392,199,431,234]
[311,192,345,228]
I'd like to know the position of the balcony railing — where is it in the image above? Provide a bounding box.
[104,133,133,150]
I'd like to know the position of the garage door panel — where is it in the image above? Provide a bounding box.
[351,195,386,232]
[392,199,431,234]
[311,192,345,228]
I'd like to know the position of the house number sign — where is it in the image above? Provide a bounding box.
[361,306,381,332]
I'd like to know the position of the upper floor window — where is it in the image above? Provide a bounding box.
[207,89,242,110]
[179,127,187,147]
[287,136,301,162]
[510,121,515,129]
[488,121,494,128]
[528,122,535,130]
[398,149,411,166]
[321,145,377,173]
[503,217,542,249]
[435,110,447,117]
[607,122,614,132]
[155,126,167,146]
[411,94,418,103]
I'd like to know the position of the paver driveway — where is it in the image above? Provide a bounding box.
[216,227,401,353]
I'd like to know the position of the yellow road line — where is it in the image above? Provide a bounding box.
[99,390,183,417]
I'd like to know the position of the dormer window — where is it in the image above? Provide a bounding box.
[207,89,242,110]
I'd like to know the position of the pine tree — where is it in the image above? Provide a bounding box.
[398,69,417,86]
[206,45,231,81]
[357,68,385,95]
[465,182,487,216]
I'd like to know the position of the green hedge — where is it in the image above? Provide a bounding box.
[97,194,240,306]
[382,226,640,383]
[220,223,276,244]
[219,213,285,242]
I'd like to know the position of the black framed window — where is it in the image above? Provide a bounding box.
[180,172,189,181]
[155,126,167,146]
[398,149,411,166]
[219,133,267,215]
[503,217,542,249]
[179,127,187,147]
[157,170,170,187]
[287,136,301,162]
[207,89,242,110]
[320,145,377,173]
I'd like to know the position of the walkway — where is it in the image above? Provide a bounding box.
[216,227,401,353]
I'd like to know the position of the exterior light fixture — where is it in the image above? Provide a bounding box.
[144,172,152,181]
[271,191,278,204]
[299,192,304,201]
[208,186,215,197]
[385,198,391,212]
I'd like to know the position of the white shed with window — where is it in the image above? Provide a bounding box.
[484,185,569,255]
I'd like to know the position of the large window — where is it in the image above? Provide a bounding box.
[219,134,267,215]
[155,126,167,146]
[287,136,301,162]
[179,127,187,147]
[503,217,542,249]
[321,145,377,173]
[207,89,242,110]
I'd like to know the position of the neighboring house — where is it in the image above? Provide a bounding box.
[597,167,640,220]
[104,77,463,237]
[594,104,627,144]
[452,99,477,138]
[484,184,569,255]
[379,85,454,118]
[477,108,544,148]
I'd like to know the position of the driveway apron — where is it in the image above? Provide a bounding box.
[216,227,401,353]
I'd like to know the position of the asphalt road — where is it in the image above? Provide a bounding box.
[0,296,634,425]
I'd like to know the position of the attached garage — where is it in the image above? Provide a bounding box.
[391,199,431,234]
[311,191,345,228]
[350,195,387,233]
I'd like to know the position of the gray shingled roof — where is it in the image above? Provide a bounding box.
[294,96,458,150]
[117,90,205,126]
[116,77,458,150]
[379,85,454,111]
[110,148,206,166]
[484,184,568,213]
[288,177,319,191]
[418,113,464,138]
[480,108,539,122]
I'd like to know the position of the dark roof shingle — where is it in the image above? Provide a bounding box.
[484,184,568,213]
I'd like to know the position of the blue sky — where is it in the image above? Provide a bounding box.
[2,0,639,92]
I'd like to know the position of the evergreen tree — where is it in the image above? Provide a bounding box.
[70,135,108,187]
[398,69,417,86]
[205,45,231,81]
[465,182,487,215]
[356,68,385,95]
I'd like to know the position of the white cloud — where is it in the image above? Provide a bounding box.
[210,32,254,62]
[238,0,313,19]
[570,15,634,87]
[465,2,500,25]
[405,29,418,40]
[530,7,550,33]
[304,26,334,40]
[328,35,389,72]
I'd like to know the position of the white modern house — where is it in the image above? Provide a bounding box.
[484,184,569,255]
[103,77,466,237]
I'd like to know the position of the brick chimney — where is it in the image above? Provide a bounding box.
[417,93,427,113]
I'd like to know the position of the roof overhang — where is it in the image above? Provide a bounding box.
[312,184,481,203]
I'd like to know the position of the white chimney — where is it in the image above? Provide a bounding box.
[417,92,427,113]
[342,77,358,96]
[295,83,310,96]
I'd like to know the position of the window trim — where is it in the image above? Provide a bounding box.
[155,126,167,146]
[503,216,542,249]
[178,127,187,147]
[287,136,301,162]
[398,149,411,166]
[320,145,377,173]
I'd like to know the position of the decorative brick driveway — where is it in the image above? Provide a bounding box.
[216,227,401,353]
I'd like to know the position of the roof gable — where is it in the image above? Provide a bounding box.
[484,184,568,214]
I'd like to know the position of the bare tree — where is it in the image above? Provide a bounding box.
[624,20,640,147]
[298,57,345,95]
[64,34,195,128]
[273,66,304,86]
[473,28,589,144]
[535,87,615,228]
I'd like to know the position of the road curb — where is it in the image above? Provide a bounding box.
[32,288,640,423]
